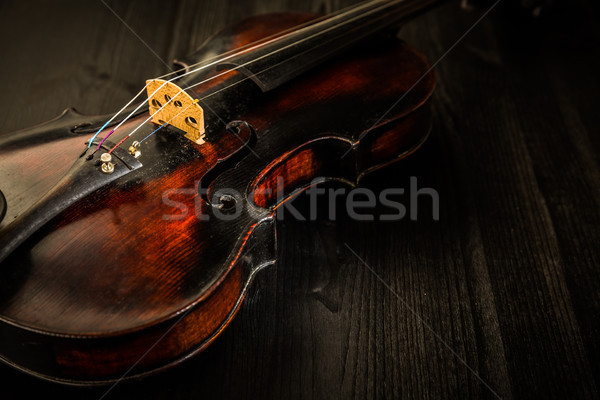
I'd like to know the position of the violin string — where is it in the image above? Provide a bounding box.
[155,0,365,79]
[182,0,437,101]
[102,1,401,152]
[169,0,419,93]
[89,35,293,149]
[88,36,291,148]
[106,0,422,153]
[95,0,414,150]
[106,15,399,155]
[150,0,366,81]
[193,5,418,103]
[88,1,376,150]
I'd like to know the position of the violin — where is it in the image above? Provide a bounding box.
[0,0,438,384]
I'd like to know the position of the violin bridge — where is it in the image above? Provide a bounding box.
[145,79,205,144]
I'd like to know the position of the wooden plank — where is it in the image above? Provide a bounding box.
[0,0,598,398]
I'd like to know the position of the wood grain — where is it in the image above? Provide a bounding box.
[0,0,598,398]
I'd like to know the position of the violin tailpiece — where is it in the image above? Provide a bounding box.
[145,79,206,144]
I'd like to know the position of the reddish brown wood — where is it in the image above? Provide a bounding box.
[54,261,246,379]
[0,10,435,383]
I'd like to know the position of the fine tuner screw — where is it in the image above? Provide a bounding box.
[128,141,141,159]
[100,153,115,174]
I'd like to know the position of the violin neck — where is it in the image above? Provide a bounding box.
[212,0,442,93]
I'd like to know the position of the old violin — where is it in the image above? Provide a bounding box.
[0,0,439,384]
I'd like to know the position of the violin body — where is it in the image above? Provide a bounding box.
[0,11,434,384]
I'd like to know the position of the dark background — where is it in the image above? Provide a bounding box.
[0,0,599,398]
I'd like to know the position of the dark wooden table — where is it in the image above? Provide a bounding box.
[0,0,599,398]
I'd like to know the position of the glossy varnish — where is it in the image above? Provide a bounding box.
[0,10,434,383]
